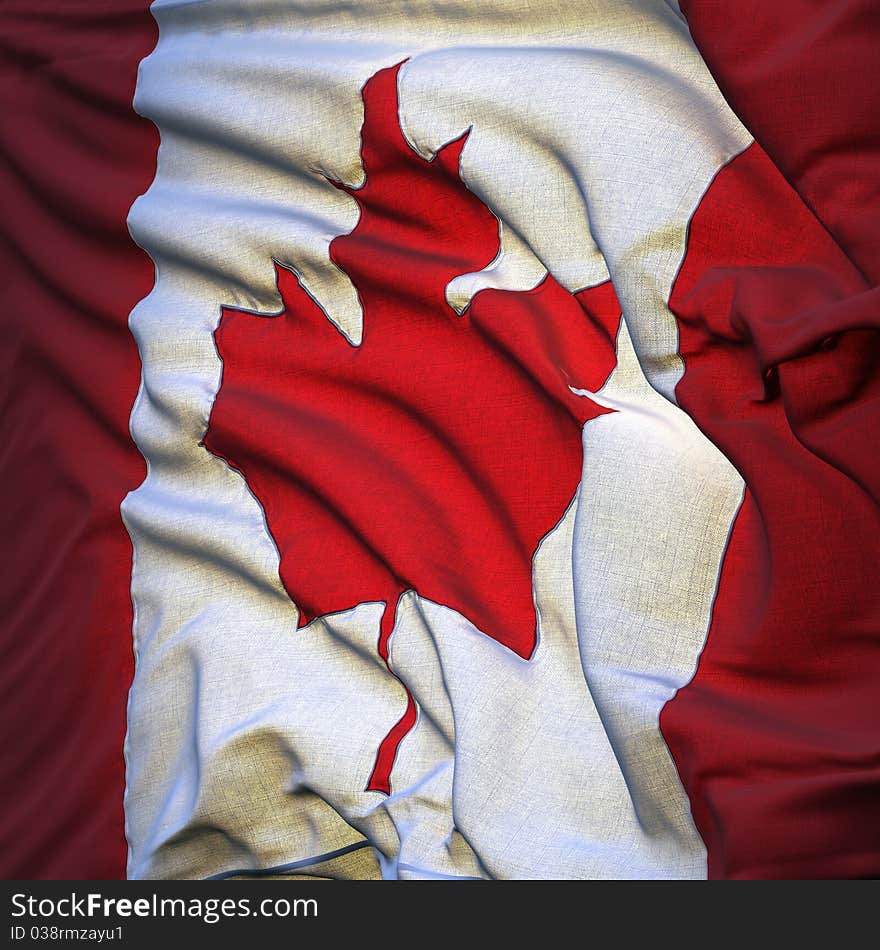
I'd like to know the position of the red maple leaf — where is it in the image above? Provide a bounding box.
[205,64,621,793]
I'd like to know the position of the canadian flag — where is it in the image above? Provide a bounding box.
[2,0,877,880]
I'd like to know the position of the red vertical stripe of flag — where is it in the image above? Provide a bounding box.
[0,1,157,878]
[665,1,880,878]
